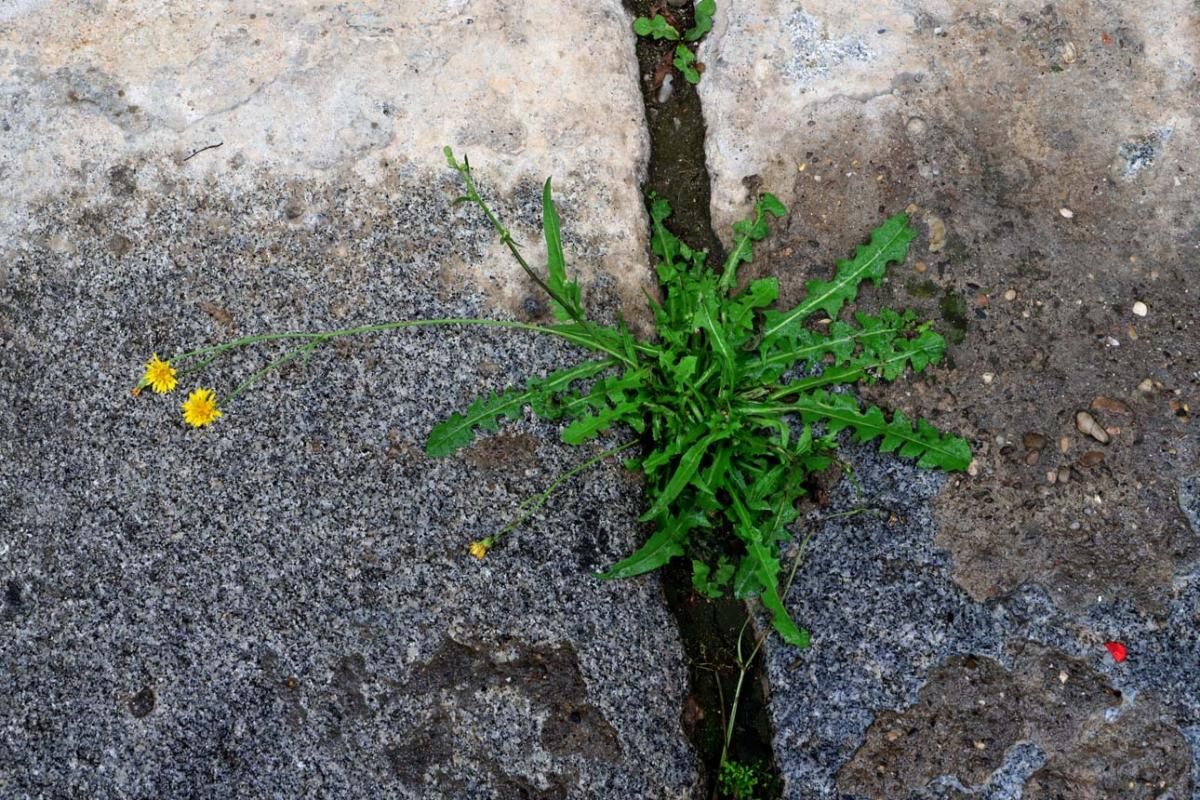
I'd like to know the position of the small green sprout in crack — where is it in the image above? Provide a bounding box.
[634,0,714,84]
[633,13,679,40]
[674,45,702,84]
[131,148,970,649]
[718,759,774,800]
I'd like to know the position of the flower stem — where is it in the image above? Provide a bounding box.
[168,318,650,398]
[497,439,639,540]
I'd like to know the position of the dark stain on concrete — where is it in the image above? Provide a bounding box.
[839,641,1191,797]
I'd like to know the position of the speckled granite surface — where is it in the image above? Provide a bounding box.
[0,176,701,798]
[765,443,1196,798]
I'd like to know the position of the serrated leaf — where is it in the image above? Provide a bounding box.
[725,278,779,344]
[427,359,615,457]
[728,492,809,647]
[719,194,788,293]
[733,555,762,599]
[785,390,972,471]
[561,401,642,445]
[598,509,708,580]
[761,213,914,341]
[692,554,735,598]
[426,389,528,458]
[746,538,810,647]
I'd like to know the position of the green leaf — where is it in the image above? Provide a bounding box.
[733,555,761,599]
[692,555,735,598]
[730,492,809,647]
[753,309,946,385]
[784,390,972,471]
[598,509,709,580]
[640,429,730,521]
[719,194,787,293]
[633,14,679,40]
[542,178,582,321]
[427,389,527,458]
[761,213,914,342]
[674,45,701,84]
[684,0,716,41]
[549,321,649,364]
[746,537,810,648]
[693,295,733,387]
[427,359,616,457]
[561,401,641,445]
[725,277,779,344]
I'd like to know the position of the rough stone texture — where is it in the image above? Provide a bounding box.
[0,0,654,327]
[702,2,1200,796]
[0,2,702,798]
[699,0,1199,613]
[762,444,1196,799]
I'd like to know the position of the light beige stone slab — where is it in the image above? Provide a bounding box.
[0,0,652,317]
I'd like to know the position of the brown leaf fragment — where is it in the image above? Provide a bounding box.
[199,301,236,332]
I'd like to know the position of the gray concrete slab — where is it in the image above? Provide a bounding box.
[700,1,1200,796]
[0,2,701,797]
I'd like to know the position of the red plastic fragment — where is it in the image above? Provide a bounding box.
[1104,641,1128,663]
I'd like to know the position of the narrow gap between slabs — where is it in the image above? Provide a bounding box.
[621,3,784,797]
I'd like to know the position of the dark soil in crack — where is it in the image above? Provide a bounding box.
[623,2,781,797]
[627,0,724,263]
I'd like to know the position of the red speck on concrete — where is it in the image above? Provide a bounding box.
[1104,641,1128,662]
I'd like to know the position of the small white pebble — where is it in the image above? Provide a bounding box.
[1047,470,1058,484]
[982,372,994,385]
[1003,289,1017,301]
[656,73,674,104]
[1104,336,1120,348]
[1132,301,1148,317]
[1058,670,1069,684]
[967,459,979,477]
[1059,207,1074,218]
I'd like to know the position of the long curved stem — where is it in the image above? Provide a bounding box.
[169,317,643,375]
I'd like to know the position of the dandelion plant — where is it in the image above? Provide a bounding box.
[133,148,970,648]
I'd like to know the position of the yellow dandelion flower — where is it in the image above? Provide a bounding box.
[181,388,223,428]
[142,354,177,394]
[468,537,494,560]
